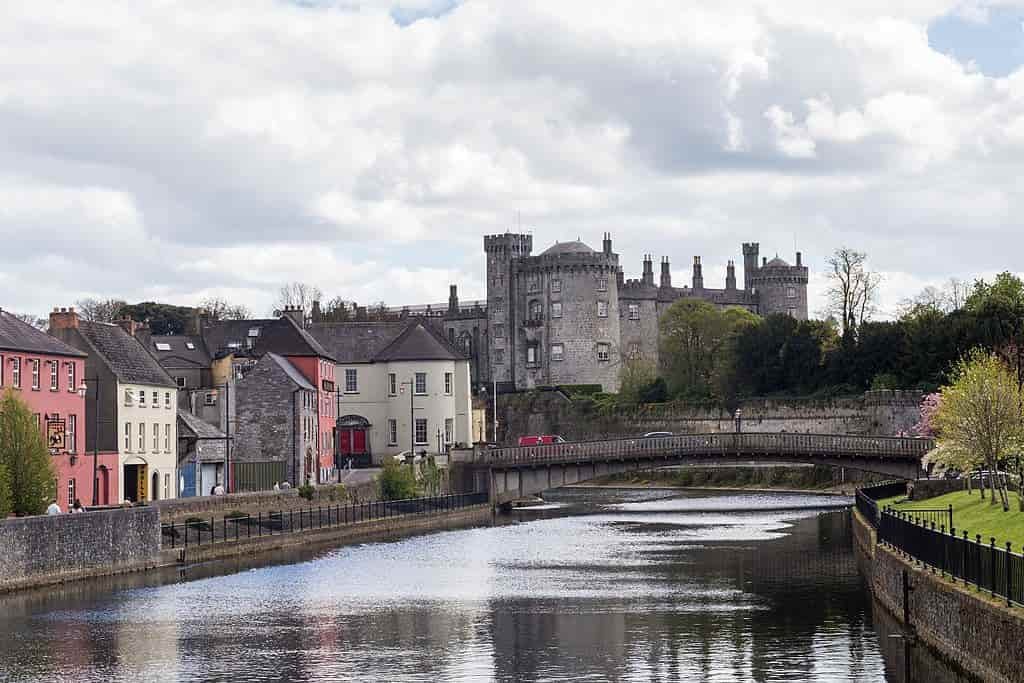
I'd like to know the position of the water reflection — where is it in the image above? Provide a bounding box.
[0,489,965,682]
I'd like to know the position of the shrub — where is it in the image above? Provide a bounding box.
[0,461,11,518]
[378,458,419,501]
[297,484,315,501]
[0,390,55,515]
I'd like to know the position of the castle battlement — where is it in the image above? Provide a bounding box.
[484,233,533,256]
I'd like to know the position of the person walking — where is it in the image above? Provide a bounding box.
[46,501,61,515]
[71,499,87,513]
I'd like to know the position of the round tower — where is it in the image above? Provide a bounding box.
[750,253,809,320]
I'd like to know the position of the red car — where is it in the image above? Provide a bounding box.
[517,435,567,446]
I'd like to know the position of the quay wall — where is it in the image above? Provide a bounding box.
[853,508,1024,683]
[155,480,380,522]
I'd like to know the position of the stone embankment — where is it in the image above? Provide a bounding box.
[853,508,1024,682]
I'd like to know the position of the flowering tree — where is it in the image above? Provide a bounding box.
[913,393,941,438]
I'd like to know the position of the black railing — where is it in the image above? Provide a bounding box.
[878,508,1024,607]
[160,492,489,549]
[856,480,908,528]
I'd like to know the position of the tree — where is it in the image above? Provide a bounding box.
[618,358,659,405]
[824,247,881,335]
[74,297,126,323]
[965,272,1024,393]
[933,350,1023,510]
[377,458,419,500]
[0,390,56,515]
[199,297,252,321]
[119,302,194,335]
[11,313,45,330]
[274,282,323,317]
[0,458,11,518]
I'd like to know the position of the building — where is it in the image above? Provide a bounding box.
[49,309,178,503]
[176,409,227,496]
[308,320,473,465]
[0,308,108,510]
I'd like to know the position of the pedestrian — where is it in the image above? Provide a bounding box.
[71,499,86,513]
[46,501,61,515]
[273,481,280,491]
[213,483,225,496]
[280,481,291,489]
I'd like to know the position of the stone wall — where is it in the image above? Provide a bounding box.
[156,479,380,522]
[853,509,1024,682]
[495,389,922,444]
[0,507,160,593]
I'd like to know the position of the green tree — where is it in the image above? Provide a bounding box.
[377,458,419,500]
[0,390,56,515]
[618,358,658,405]
[965,272,1024,390]
[933,350,1023,510]
[0,459,12,518]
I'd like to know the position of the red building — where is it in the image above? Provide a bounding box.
[0,308,118,510]
[285,354,336,479]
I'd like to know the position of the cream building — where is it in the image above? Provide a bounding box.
[309,321,473,465]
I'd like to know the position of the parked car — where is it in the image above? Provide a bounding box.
[642,431,673,438]
[517,435,567,446]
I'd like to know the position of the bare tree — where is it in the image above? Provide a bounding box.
[273,282,323,316]
[945,277,969,311]
[199,297,251,321]
[11,313,46,329]
[824,247,881,335]
[898,278,971,318]
[74,297,126,323]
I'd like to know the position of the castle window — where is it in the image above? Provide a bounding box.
[494,348,505,364]
[597,301,608,318]
[493,297,504,314]
[526,344,539,365]
[786,287,796,299]
[628,304,639,320]
[529,300,543,320]
[787,307,797,318]
[597,343,610,362]
[528,278,540,293]
[551,343,564,361]
[628,342,640,359]
[494,324,505,339]
[551,279,562,293]
[597,277,608,292]
[551,302,562,318]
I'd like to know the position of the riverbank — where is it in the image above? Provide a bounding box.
[580,464,878,495]
[566,482,855,496]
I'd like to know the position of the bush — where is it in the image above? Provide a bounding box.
[0,390,55,515]
[0,461,11,518]
[378,458,419,501]
[224,510,247,519]
[297,484,315,501]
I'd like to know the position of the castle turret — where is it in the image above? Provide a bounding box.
[692,256,703,290]
[725,261,736,291]
[742,242,759,292]
[749,253,809,320]
[642,254,654,286]
[485,232,533,386]
[660,257,671,289]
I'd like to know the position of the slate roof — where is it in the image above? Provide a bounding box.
[0,310,86,357]
[177,409,226,440]
[764,256,791,268]
[148,335,211,369]
[265,352,316,390]
[76,321,176,388]
[541,239,595,256]
[308,320,467,364]
[202,317,336,362]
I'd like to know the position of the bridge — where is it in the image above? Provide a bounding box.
[450,432,932,505]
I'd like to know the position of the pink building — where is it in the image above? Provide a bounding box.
[286,354,336,479]
[0,308,118,510]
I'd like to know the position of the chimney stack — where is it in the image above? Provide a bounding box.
[49,307,80,332]
[602,232,613,255]
[115,317,137,337]
[660,256,672,289]
[796,251,802,267]
[281,305,304,328]
[642,254,654,286]
[448,284,459,314]
[762,257,767,267]
[692,256,704,290]
[726,261,736,290]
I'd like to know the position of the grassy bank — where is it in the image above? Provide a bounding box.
[593,466,880,492]
[880,490,1024,545]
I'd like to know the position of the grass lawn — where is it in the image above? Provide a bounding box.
[878,489,1024,546]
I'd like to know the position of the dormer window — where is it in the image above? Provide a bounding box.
[185,342,196,350]
[155,342,171,351]
[248,327,260,337]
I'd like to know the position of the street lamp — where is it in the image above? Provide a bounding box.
[77,378,100,507]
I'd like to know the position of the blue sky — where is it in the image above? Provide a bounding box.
[929,5,1024,76]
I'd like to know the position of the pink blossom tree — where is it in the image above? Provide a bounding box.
[913,392,941,438]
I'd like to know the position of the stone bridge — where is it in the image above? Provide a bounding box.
[451,432,932,505]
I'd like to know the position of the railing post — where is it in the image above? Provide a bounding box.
[1006,542,1013,607]
[990,537,997,597]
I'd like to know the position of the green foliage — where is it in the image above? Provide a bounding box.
[870,372,900,390]
[224,510,248,519]
[418,456,443,496]
[0,390,56,515]
[377,458,419,501]
[618,359,658,405]
[0,460,12,518]
[297,484,315,501]
[558,384,603,399]
[119,301,195,335]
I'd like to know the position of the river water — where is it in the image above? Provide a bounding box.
[0,488,966,682]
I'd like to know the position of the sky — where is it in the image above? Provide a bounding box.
[2,0,1024,320]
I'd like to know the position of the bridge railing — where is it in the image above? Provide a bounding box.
[479,432,933,465]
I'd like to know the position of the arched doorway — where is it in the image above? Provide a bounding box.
[123,457,149,503]
[337,415,371,468]
[151,471,160,501]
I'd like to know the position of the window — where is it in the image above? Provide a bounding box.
[628,304,640,320]
[345,368,358,393]
[528,277,540,293]
[248,327,261,338]
[165,392,171,408]
[526,344,538,364]
[185,342,196,350]
[495,324,505,339]
[164,423,171,451]
[529,300,542,320]
[448,328,455,343]
[788,307,797,318]
[551,279,562,293]
[388,419,398,445]
[493,297,504,313]
[597,343,610,361]
[415,372,427,394]
[444,372,453,394]
[138,422,145,451]
[125,423,131,451]
[12,357,20,388]
[445,418,453,444]
[388,373,397,395]
[205,391,217,406]
[153,424,159,452]
[68,415,77,453]
[786,287,797,299]
[67,479,76,508]
[124,388,133,405]
[628,342,641,359]
[67,362,75,393]
[175,376,186,388]
[494,348,505,364]
[551,343,564,361]
[163,473,170,500]
[152,391,158,407]
[597,277,608,292]
[155,342,171,351]
[139,390,146,406]
[597,301,608,318]
[551,302,562,318]
[31,359,40,390]
[414,418,428,445]
[50,361,58,391]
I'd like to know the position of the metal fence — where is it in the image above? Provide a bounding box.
[878,509,1024,608]
[160,492,489,549]
[855,480,908,527]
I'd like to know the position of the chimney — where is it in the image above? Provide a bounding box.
[448,284,459,314]
[642,254,654,286]
[726,261,736,291]
[660,257,672,288]
[115,317,137,337]
[310,300,323,323]
[796,251,802,267]
[282,305,304,328]
[762,257,767,267]
[602,232,613,255]
[49,307,80,332]
[135,319,152,347]
[692,256,704,290]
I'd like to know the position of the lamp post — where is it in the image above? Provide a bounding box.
[400,379,416,460]
[77,377,100,507]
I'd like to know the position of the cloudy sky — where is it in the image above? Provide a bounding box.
[2,1,1023,320]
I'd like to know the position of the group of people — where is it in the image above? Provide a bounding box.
[46,499,87,515]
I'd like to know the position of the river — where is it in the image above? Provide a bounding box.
[0,488,967,682]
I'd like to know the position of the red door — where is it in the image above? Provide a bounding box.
[352,429,367,454]
[339,429,351,455]
[99,467,109,505]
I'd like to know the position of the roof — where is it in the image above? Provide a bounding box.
[201,317,336,362]
[0,310,86,357]
[307,322,409,363]
[148,335,211,369]
[541,240,595,256]
[76,321,176,387]
[265,352,316,390]
[373,322,466,362]
[177,409,226,440]
[765,256,791,268]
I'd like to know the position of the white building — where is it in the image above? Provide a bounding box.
[309,321,473,465]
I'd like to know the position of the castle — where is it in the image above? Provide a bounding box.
[398,233,808,393]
